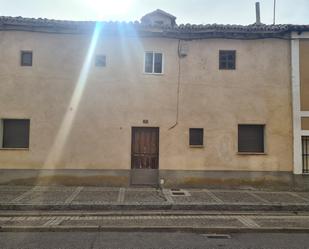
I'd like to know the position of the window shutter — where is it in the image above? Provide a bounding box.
[219,50,236,70]
[238,125,264,153]
[21,51,33,66]
[3,119,30,148]
[189,128,204,146]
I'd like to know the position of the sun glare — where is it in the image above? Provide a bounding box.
[86,0,135,19]
[44,22,103,169]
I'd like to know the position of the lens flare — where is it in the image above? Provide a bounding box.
[44,22,103,168]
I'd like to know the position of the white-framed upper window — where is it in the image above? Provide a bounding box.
[144,52,163,74]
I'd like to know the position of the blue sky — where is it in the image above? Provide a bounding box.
[0,0,308,25]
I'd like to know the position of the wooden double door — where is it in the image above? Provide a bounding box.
[131,127,159,186]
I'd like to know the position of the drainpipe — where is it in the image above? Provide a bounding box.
[169,39,182,130]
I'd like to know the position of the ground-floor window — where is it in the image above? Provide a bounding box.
[189,128,204,147]
[238,124,265,153]
[302,136,309,173]
[0,119,30,149]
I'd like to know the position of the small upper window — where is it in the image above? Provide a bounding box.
[219,50,236,70]
[0,119,30,149]
[144,52,163,74]
[189,128,204,147]
[21,51,33,66]
[95,55,106,67]
[238,124,264,153]
[154,20,164,25]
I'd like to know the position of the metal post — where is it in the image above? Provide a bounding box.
[255,2,261,25]
[273,0,276,25]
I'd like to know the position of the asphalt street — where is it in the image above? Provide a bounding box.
[0,232,309,249]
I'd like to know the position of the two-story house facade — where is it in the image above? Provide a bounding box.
[0,10,308,187]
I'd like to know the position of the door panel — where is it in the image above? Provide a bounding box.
[131,127,159,186]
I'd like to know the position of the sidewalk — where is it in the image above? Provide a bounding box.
[1,185,309,212]
[2,185,309,232]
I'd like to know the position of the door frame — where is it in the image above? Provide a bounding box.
[130,127,160,186]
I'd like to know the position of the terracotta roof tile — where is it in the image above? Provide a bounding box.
[0,16,309,38]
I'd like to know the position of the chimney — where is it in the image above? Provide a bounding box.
[255,2,261,25]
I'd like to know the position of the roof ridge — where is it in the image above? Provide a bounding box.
[0,15,308,35]
[0,15,304,26]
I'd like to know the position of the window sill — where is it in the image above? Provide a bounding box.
[0,148,29,151]
[237,152,267,155]
[143,72,164,76]
[190,145,204,148]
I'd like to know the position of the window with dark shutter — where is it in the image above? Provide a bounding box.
[95,55,106,67]
[21,51,33,66]
[1,119,30,148]
[238,125,264,153]
[219,50,236,70]
[189,128,204,146]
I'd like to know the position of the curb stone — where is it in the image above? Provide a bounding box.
[1,203,309,212]
[1,226,309,233]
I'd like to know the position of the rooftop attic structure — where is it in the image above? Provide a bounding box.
[141,9,176,27]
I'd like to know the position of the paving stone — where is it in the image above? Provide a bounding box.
[18,191,73,204]
[253,192,307,203]
[193,217,244,228]
[0,191,28,203]
[126,188,158,191]
[294,192,309,201]
[0,186,32,191]
[83,187,119,191]
[211,191,261,203]
[253,217,309,228]
[171,191,217,203]
[125,190,166,203]
[71,190,119,204]
[0,219,47,226]
[32,186,76,192]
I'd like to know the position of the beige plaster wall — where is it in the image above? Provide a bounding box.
[301,117,309,130]
[0,31,293,172]
[300,40,309,111]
